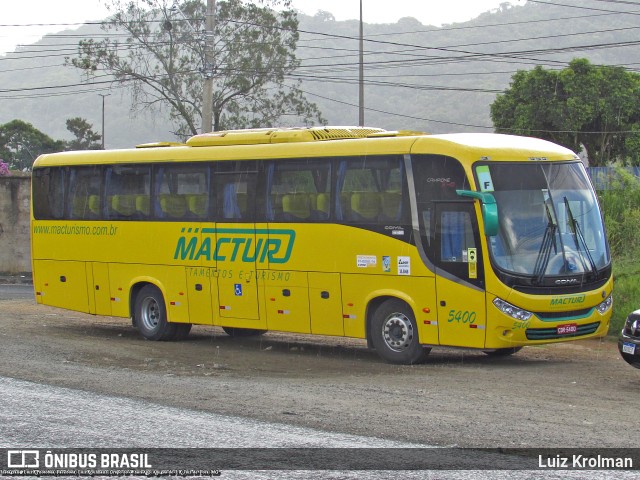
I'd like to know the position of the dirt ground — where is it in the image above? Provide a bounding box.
[1,297,638,449]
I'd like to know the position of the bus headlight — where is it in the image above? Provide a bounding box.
[493,297,533,321]
[596,294,613,315]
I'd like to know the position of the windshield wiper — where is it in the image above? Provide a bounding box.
[533,202,558,285]
[564,197,597,276]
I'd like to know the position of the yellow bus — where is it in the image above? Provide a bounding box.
[31,126,613,364]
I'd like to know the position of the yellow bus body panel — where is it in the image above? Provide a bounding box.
[30,130,613,353]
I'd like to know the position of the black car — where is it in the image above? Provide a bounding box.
[619,309,640,368]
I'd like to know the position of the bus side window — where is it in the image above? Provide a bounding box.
[68,166,102,220]
[214,161,257,222]
[105,165,151,220]
[155,164,210,220]
[32,168,66,220]
[336,156,408,225]
[265,159,331,222]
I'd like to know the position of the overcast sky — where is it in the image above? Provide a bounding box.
[0,0,526,55]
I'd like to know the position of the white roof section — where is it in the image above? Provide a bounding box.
[429,133,577,156]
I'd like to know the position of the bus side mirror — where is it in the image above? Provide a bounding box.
[456,189,499,237]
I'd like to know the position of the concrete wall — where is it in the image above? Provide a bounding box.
[0,176,31,274]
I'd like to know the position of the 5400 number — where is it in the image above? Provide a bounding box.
[447,310,476,324]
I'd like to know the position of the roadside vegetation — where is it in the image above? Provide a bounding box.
[598,168,640,334]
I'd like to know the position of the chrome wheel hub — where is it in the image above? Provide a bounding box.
[140,297,160,330]
[382,312,414,352]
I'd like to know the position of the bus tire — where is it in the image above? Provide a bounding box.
[483,347,523,356]
[370,299,427,365]
[134,285,178,341]
[222,327,267,337]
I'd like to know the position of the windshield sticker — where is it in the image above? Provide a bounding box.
[476,165,494,192]
[357,255,377,268]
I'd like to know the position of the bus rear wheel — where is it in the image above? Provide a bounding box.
[370,299,429,365]
[134,285,188,341]
[222,327,267,337]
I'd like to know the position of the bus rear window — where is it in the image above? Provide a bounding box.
[32,168,66,220]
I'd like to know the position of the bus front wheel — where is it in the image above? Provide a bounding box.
[370,299,429,365]
[134,285,189,341]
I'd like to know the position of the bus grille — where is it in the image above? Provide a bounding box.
[526,322,600,340]
[535,308,593,321]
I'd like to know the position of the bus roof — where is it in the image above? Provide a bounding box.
[33,126,579,168]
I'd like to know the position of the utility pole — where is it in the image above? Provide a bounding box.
[358,0,364,127]
[202,0,216,133]
[99,93,110,149]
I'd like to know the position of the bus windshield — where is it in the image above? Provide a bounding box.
[479,161,609,281]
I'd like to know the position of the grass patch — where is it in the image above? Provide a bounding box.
[597,168,640,335]
[611,257,640,334]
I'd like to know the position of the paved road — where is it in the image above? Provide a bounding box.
[0,286,636,479]
[0,376,633,480]
[0,283,33,300]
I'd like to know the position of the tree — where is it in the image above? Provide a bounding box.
[68,0,325,137]
[490,58,640,166]
[65,117,102,150]
[0,120,65,171]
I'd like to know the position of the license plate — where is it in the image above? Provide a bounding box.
[622,342,636,355]
[557,323,578,335]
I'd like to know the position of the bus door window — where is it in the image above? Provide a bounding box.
[213,161,260,321]
[105,165,151,220]
[434,201,486,348]
[411,154,471,264]
[434,204,484,286]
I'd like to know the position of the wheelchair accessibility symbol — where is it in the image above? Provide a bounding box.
[234,284,243,296]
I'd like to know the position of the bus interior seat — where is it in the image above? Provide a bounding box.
[315,193,330,219]
[186,194,208,218]
[111,195,137,217]
[88,195,101,216]
[282,193,311,220]
[160,194,186,218]
[351,192,381,221]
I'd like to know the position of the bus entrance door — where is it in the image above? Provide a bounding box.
[433,202,487,348]
[215,223,260,322]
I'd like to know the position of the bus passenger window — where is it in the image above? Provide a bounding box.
[266,159,331,222]
[214,161,257,222]
[68,166,102,220]
[156,164,209,220]
[336,156,408,224]
[106,165,151,220]
[32,168,66,220]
